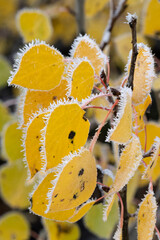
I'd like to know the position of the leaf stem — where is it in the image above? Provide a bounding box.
[89,99,119,152]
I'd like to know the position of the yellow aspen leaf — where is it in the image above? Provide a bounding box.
[133,94,152,133]
[84,201,119,239]
[152,74,160,91]
[113,222,122,240]
[24,112,48,179]
[42,101,90,170]
[114,33,147,64]
[1,121,23,162]
[46,149,97,212]
[8,42,65,90]
[109,134,142,194]
[70,35,106,76]
[127,43,155,105]
[143,0,160,37]
[137,190,157,240]
[68,200,95,223]
[16,8,53,43]
[0,212,30,240]
[85,0,109,17]
[19,79,68,127]
[142,137,160,179]
[31,171,76,220]
[0,101,12,133]
[106,87,132,144]
[67,59,94,101]
[103,194,116,221]
[43,219,80,240]
[138,122,160,182]
[0,159,33,209]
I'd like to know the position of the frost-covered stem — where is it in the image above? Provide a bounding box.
[100,0,127,50]
[75,0,85,35]
[117,192,124,229]
[119,185,129,240]
[81,93,111,109]
[126,14,138,90]
[89,99,119,152]
[143,144,156,158]
[155,226,160,239]
[83,105,110,111]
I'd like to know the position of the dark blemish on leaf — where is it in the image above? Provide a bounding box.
[60,199,64,202]
[83,114,87,121]
[53,155,55,158]
[139,115,141,120]
[150,161,154,169]
[139,219,140,223]
[39,146,42,151]
[76,87,78,89]
[54,194,58,198]
[73,193,78,199]
[68,131,76,139]
[35,168,38,173]
[36,116,39,119]
[69,172,72,174]
[80,181,85,192]
[71,140,73,144]
[53,96,57,100]
[118,166,121,170]
[78,168,84,176]
[68,96,73,100]
[142,214,145,217]
[52,64,56,67]
[36,135,39,139]
[42,202,44,204]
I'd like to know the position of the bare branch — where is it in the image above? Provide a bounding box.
[100,0,127,51]
[75,0,85,35]
[143,145,156,159]
[119,185,129,240]
[126,13,138,90]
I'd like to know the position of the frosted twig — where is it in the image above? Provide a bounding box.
[126,13,138,90]
[100,0,127,50]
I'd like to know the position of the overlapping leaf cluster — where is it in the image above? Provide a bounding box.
[7,26,160,239]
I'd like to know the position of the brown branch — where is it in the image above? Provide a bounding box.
[126,14,138,90]
[100,0,128,50]
[75,0,85,35]
[143,145,156,158]
[119,185,129,240]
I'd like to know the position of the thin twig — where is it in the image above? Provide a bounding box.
[75,0,85,35]
[143,145,156,159]
[100,0,127,50]
[89,99,119,152]
[126,14,138,90]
